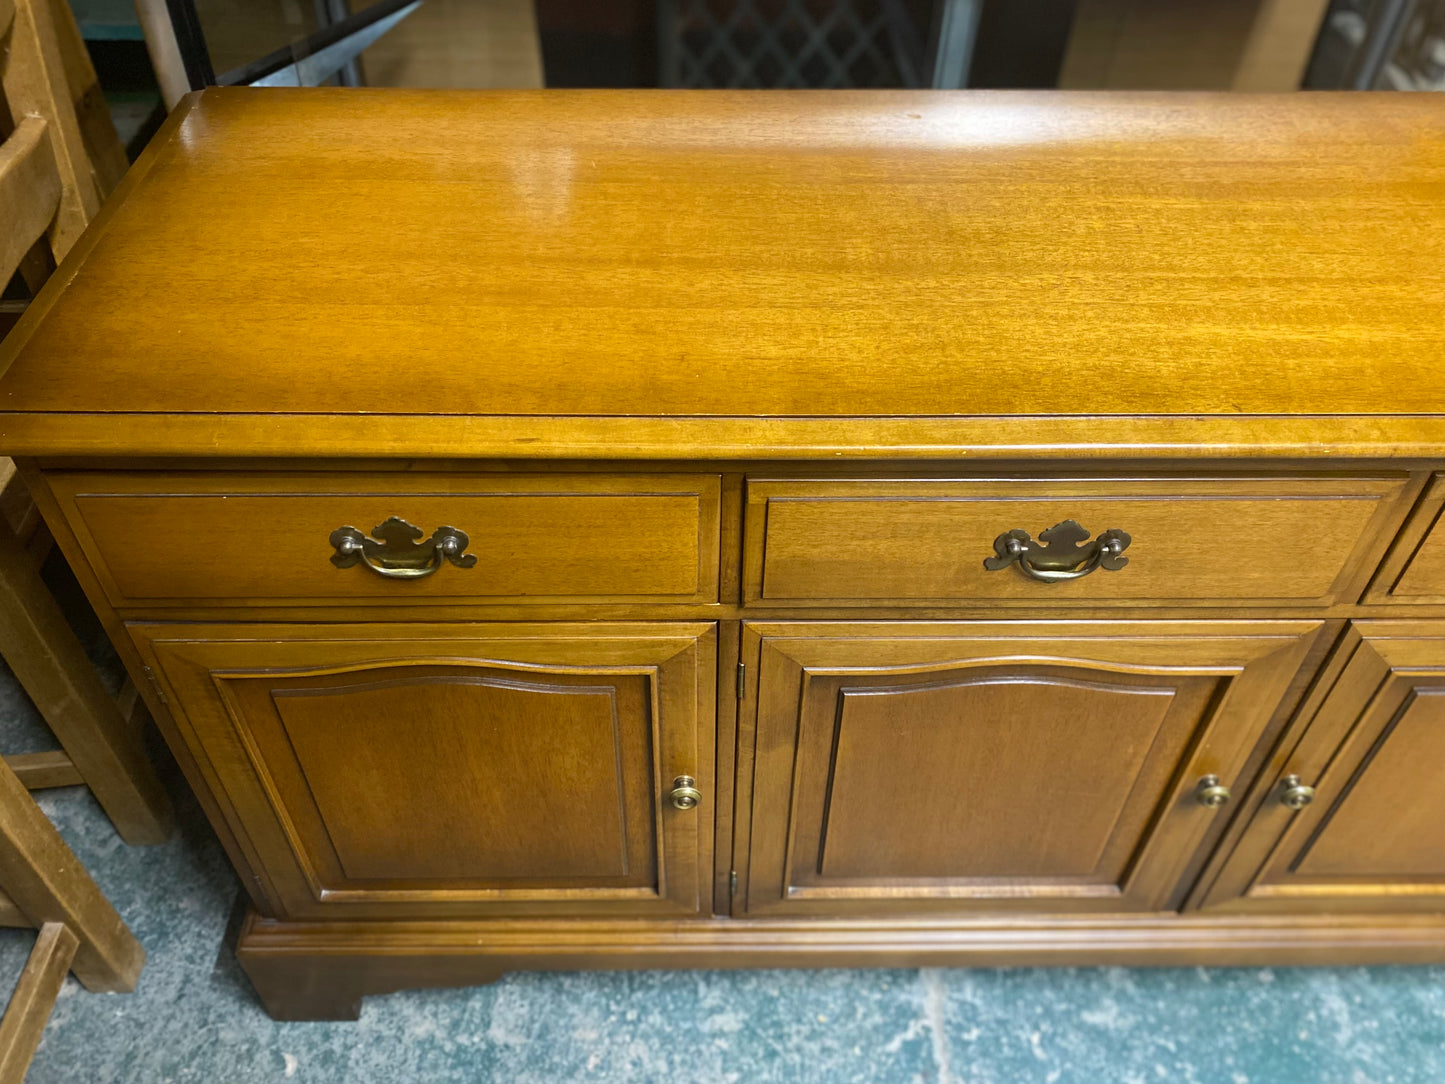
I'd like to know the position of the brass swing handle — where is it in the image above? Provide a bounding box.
[330,516,477,580]
[984,519,1131,583]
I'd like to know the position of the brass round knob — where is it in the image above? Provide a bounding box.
[669,776,701,810]
[1195,775,1232,809]
[1279,774,1316,810]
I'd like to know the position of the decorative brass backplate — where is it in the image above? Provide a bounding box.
[983,519,1131,584]
[329,516,476,580]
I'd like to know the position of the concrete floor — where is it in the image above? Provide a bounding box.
[3,563,1445,1083]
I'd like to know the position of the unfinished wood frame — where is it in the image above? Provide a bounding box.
[0,750,143,1080]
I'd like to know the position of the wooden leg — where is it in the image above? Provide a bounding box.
[237,955,366,1022]
[236,911,511,1021]
[0,923,78,1084]
[0,522,173,845]
[0,756,143,992]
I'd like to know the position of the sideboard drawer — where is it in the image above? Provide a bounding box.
[745,476,1413,607]
[49,472,720,608]
[1370,475,1445,603]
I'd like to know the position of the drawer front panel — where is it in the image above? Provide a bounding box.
[49,472,720,608]
[131,621,715,920]
[1372,475,1445,603]
[745,476,1413,607]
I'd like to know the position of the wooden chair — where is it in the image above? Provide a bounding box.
[0,752,144,1082]
[0,5,154,1074]
[0,0,172,846]
[0,751,145,1081]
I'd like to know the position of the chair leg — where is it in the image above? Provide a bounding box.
[0,923,78,1084]
[0,523,172,845]
[0,757,143,992]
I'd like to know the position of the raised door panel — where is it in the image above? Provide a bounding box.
[131,622,714,921]
[737,621,1322,918]
[1199,623,1445,913]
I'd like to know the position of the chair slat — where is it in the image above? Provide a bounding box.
[0,521,173,846]
[1,0,101,264]
[43,0,129,193]
[0,755,144,992]
[0,923,79,1084]
[0,116,60,290]
[3,751,82,791]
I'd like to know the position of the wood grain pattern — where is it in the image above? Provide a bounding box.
[264,671,640,882]
[131,621,715,921]
[0,753,142,991]
[1371,475,1445,603]
[0,890,25,929]
[0,923,77,1083]
[235,906,1445,1019]
[3,750,81,790]
[1201,622,1445,913]
[48,471,721,607]
[746,476,1413,606]
[2,90,1445,459]
[739,620,1323,917]
[0,0,100,267]
[9,89,1445,1017]
[0,520,171,843]
[0,116,61,290]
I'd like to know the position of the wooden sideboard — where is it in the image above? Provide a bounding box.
[3,87,1445,1021]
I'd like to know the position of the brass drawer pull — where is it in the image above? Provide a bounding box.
[984,519,1131,583]
[668,776,702,810]
[1278,774,1317,810]
[329,516,476,580]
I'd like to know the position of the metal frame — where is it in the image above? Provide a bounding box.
[928,0,982,87]
[161,0,423,91]
[314,0,362,86]
[161,0,213,90]
[1306,0,1430,87]
[1346,0,1415,86]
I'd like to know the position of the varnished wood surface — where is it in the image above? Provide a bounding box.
[746,475,1413,606]
[9,86,1445,1014]
[3,89,1445,459]
[738,621,1322,917]
[131,621,715,921]
[1372,474,1445,602]
[47,471,721,607]
[235,907,1445,1019]
[1202,622,1445,913]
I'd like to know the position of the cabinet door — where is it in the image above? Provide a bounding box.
[1199,622,1445,913]
[132,622,714,921]
[736,621,1321,917]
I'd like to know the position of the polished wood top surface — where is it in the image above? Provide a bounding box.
[2,87,1444,459]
